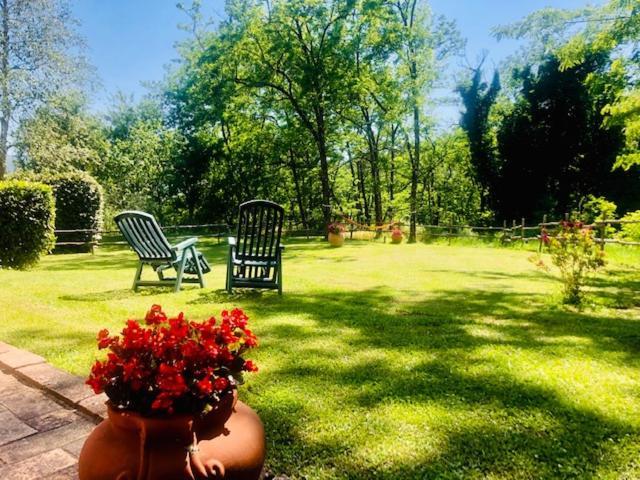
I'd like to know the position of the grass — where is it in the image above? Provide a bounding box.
[1,238,640,479]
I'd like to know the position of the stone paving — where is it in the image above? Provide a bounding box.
[0,342,107,480]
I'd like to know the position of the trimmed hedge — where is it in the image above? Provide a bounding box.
[45,172,104,250]
[0,180,56,269]
[14,171,104,251]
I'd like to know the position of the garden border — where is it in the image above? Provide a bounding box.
[0,341,106,422]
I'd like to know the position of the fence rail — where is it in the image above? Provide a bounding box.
[53,216,640,253]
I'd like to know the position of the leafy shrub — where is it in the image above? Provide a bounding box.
[543,221,606,305]
[0,180,55,269]
[14,170,104,251]
[579,195,617,237]
[46,172,103,250]
[579,195,617,223]
[616,210,640,242]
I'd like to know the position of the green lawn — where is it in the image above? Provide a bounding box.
[1,239,640,479]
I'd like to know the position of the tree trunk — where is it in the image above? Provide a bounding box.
[289,149,308,229]
[389,125,397,201]
[409,94,420,243]
[314,108,332,231]
[0,0,9,179]
[356,155,370,224]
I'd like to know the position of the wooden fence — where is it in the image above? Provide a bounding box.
[54,223,231,253]
[54,217,640,253]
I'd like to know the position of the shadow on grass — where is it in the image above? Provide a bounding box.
[198,286,640,478]
[25,240,640,478]
[59,288,164,302]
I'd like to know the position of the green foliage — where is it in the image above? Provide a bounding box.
[545,222,606,305]
[616,209,640,242]
[580,195,617,223]
[15,92,109,175]
[419,130,484,225]
[0,180,55,269]
[14,171,104,250]
[0,0,89,178]
[498,1,640,171]
[100,98,176,225]
[495,53,636,221]
[457,66,501,211]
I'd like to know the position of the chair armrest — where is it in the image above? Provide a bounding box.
[172,237,197,252]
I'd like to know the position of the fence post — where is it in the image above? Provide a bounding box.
[521,217,525,244]
[512,219,516,243]
[599,222,606,252]
[539,215,547,253]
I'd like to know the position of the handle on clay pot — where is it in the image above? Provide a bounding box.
[188,432,226,479]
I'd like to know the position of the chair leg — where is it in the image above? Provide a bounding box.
[226,255,233,294]
[277,254,283,295]
[175,254,189,293]
[192,246,205,288]
[133,262,143,292]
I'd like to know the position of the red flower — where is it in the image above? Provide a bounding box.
[145,304,167,325]
[87,305,258,416]
[243,360,258,372]
[213,377,229,391]
[97,329,112,349]
[196,378,213,395]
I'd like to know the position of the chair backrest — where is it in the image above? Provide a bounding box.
[114,211,173,261]
[235,200,284,262]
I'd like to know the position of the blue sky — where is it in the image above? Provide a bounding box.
[73,0,602,121]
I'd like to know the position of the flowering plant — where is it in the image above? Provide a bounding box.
[391,227,403,237]
[86,305,258,416]
[541,220,606,304]
[328,222,345,235]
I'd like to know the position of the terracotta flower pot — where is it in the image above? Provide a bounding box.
[391,231,403,244]
[78,390,265,480]
[328,232,345,247]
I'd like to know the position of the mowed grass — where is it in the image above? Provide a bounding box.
[1,238,640,479]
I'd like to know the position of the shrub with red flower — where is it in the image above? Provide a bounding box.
[327,222,345,235]
[538,220,606,305]
[86,305,258,416]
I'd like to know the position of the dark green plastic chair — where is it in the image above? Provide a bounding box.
[226,200,284,294]
[115,211,210,292]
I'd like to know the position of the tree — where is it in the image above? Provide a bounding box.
[495,53,639,221]
[15,92,108,174]
[457,64,500,214]
[494,0,640,170]
[0,0,87,178]
[232,0,358,229]
[392,0,462,242]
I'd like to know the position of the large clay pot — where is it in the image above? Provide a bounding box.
[391,231,403,244]
[78,391,265,480]
[328,232,344,247]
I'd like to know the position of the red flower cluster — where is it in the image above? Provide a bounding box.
[327,222,345,234]
[86,305,258,416]
[560,220,584,229]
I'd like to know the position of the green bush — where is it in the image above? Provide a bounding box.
[14,170,104,251]
[543,221,606,305]
[45,172,103,250]
[0,180,56,269]
[616,210,640,242]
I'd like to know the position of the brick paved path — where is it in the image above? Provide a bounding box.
[0,342,106,480]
